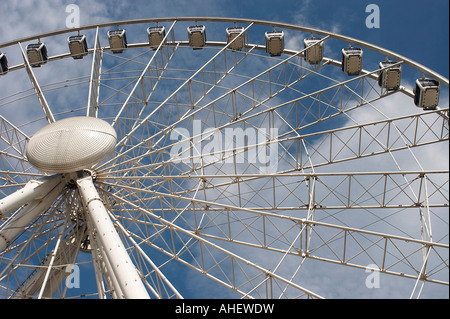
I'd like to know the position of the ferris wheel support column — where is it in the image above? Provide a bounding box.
[76,174,150,299]
[0,176,66,252]
[0,174,65,219]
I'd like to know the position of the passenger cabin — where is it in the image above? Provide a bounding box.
[187,25,206,49]
[0,52,8,75]
[342,47,363,75]
[414,78,440,110]
[147,26,166,50]
[108,29,127,54]
[303,38,323,65]
[26,43,48,67]
[378,61,401,90]
[265,31,284,56]
[226,27,245,51]
[68,35,88,59]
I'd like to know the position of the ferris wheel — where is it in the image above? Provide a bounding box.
[0,17,448,299]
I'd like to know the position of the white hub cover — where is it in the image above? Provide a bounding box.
[26,117,117,173]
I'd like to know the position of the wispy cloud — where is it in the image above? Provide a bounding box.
[0,0,448,299]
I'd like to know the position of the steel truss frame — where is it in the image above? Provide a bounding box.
[0,17,448,299]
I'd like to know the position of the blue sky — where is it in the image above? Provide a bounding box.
[0,0,448,299]
[1,0,448,77]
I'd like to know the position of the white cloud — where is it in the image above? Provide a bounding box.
[0,0,447,299]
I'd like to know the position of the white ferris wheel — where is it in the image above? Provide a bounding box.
[0,17,448,299]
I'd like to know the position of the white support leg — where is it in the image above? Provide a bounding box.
[0,175,65,219]
[0,176,66,252]
[76,174,150,299]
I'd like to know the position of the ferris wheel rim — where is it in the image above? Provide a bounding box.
[0,16,448,87]
[0,16,448,299]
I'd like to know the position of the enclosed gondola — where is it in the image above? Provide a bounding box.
[68,35,89,59]
[414,78,440,110]
[147,26,166,50]
[303,37,323,65]
[0,52,8,75]
[265,31,284,56]
[378,60,401,90]
[226,26,245,51]
[342,47,363,75]
[187,25,206,49]
[108,29,128,54]
[26,43,48,67]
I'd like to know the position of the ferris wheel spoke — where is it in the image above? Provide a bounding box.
[0,17,448,299]
[107,177,448,294]
[117,25,254,138]
[111,21,177,120]
[0,115,29,162]
[97,60,396,178]
[130,45,304,155]
[93,50,161,114]
[107,211,183,299]
[98,105,448,187]
[290,108,449,170]
[0,189,77,298]
[111,21,178,141]
[181,202,448,287]
[96,77,141,108]
[210,53,396,138]
[18,43,55,124]
[97,174,447,283]
[99,168,449,216]
[99,44,294,173]
[35,210,81,299]
[0,209,56,279]
[86,27,103,117]
[0,176,66,252]
[104,187,323,298]
[98,25,256,174]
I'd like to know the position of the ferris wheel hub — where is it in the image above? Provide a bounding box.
[26,116,117,173]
